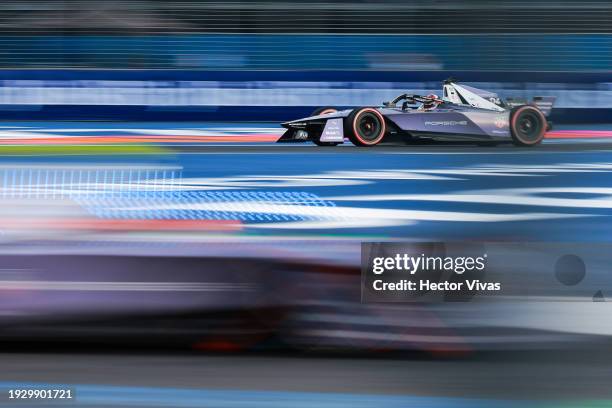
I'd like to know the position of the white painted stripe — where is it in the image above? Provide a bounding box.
[327,187,612,209]
[114,201,585,229]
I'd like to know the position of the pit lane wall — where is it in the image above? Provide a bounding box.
[0,70,610,123]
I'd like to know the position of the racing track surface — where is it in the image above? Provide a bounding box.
[1,122,612,257]
[1,351,612,407]
[168,139,612,244]
[2,123,612,407]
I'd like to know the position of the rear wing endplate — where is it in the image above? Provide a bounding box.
[506,96,556,117]
[531,96,556,117]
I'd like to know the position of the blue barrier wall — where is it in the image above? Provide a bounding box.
[0,70,610,123]
[0,33,610,123]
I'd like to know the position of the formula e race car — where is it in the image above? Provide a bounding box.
[278,80,555,147]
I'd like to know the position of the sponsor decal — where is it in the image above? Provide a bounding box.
[494,116,508,129]
[320,118,344,142]
[295,130,309,140]
[424,121,467,126]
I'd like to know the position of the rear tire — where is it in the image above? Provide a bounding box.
[311,107,340,146]
[345,107,386,146]
[510,105,546,146]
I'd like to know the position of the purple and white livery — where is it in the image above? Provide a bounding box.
[279,80,555,147]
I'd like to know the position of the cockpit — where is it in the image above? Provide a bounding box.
[383,93,446,111]
[382,80,507,113]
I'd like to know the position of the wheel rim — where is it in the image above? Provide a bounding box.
[514,109,543,143]
[355,112,383,142]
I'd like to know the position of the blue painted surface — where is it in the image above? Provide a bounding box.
[175,149,612,241]
[1,121,610,242]
[0,382,533,407]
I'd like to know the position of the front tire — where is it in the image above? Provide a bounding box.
[345,107,386,146]
[311,107,340,146]
[510,105,546,146]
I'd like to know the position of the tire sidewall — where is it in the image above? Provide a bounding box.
[346,108,386,146]
[510,105,546,146]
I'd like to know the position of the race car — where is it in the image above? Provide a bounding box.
[278,79,555,147]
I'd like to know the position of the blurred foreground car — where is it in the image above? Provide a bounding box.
[279,80,555,147]
[0,165,603,354]
[0,247,599,354]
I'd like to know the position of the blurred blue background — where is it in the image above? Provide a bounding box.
[3,34,611,71]
[0,0,609,122]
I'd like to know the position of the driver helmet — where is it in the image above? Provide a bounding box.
[423,94,440,110]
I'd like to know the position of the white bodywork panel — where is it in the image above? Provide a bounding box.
[443,84,463,105]
[320,118,344,142]
[443,82,505,112]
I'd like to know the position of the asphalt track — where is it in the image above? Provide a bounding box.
[2,123,612,407]
[0,351,611,407]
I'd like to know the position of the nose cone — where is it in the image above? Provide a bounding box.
[282,119,308,129]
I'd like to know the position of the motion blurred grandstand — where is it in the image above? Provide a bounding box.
[0,0,609,70]
[0,1,609,122]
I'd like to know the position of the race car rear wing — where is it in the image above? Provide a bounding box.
[506,96,556,117]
